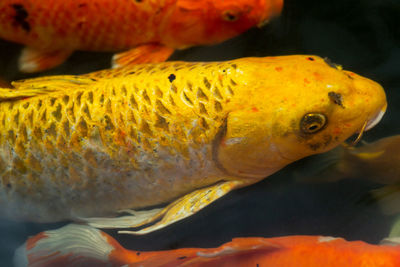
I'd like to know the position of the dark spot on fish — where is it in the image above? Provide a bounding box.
[309,143,321,151]
[78,3,87,8]
[328,91,345,108]
[135,0,143,3]
[128,71,136,75]
[324,57,340,69]
[11,4,31,32]
[168,74,176,83]
[307,57,315,61]
[231,64,237,69]
[256,264,259,267]
[136,252,141,256]
[177,256,187,260]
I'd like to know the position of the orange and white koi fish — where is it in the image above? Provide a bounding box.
[14,224,400,267]
[0,56,386,234]
[0,0,283,72]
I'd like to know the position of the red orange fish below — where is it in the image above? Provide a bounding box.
[0,0,283,72]
[14,224,400,267]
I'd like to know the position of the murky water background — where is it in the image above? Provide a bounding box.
[0,0,399,265]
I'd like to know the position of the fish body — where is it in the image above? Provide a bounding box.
[14,224,400,267]
[0,55,387,233]
[0,0,283,72]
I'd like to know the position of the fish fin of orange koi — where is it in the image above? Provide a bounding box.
[112,44,174,68]
[13,224,134,267]
[19,47,72,73]
[82,180,244,235]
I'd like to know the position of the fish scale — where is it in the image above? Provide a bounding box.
[0,0,166,50]
[0,60,237,221]
[0,56,387,234]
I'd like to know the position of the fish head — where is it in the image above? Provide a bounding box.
[216,55,387,179]
[164,0,283,47]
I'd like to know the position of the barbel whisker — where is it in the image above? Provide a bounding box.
[344,120,368,148]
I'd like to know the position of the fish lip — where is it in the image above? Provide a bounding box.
[365,104,387,131]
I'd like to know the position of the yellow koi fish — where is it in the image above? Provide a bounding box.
[0,55,387,234]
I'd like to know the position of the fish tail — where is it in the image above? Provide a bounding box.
[14,224,141,267]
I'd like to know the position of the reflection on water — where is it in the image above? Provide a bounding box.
[0,0,399,265]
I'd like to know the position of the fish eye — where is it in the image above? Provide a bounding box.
[300,113,327,134]
[222,10,239,22]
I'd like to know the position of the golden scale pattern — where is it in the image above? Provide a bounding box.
[0,61,240,206]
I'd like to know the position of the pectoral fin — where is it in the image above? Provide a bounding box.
[112,44,174,68]
[81,180,244,235]
[19,47,72,73]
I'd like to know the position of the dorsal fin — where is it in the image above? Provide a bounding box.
[0,75,97,101]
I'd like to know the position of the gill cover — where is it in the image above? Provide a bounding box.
[217,109,277,179]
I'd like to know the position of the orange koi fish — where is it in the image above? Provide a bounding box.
[14,224,400,267]
[0,0,283,72]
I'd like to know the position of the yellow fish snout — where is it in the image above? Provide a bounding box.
[346,72,387,132]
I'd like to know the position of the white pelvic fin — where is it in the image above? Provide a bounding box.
[14,224,115,267]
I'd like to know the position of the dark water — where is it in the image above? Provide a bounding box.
[0,0,399,265]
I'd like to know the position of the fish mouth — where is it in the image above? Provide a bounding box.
[365,103,387,131]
